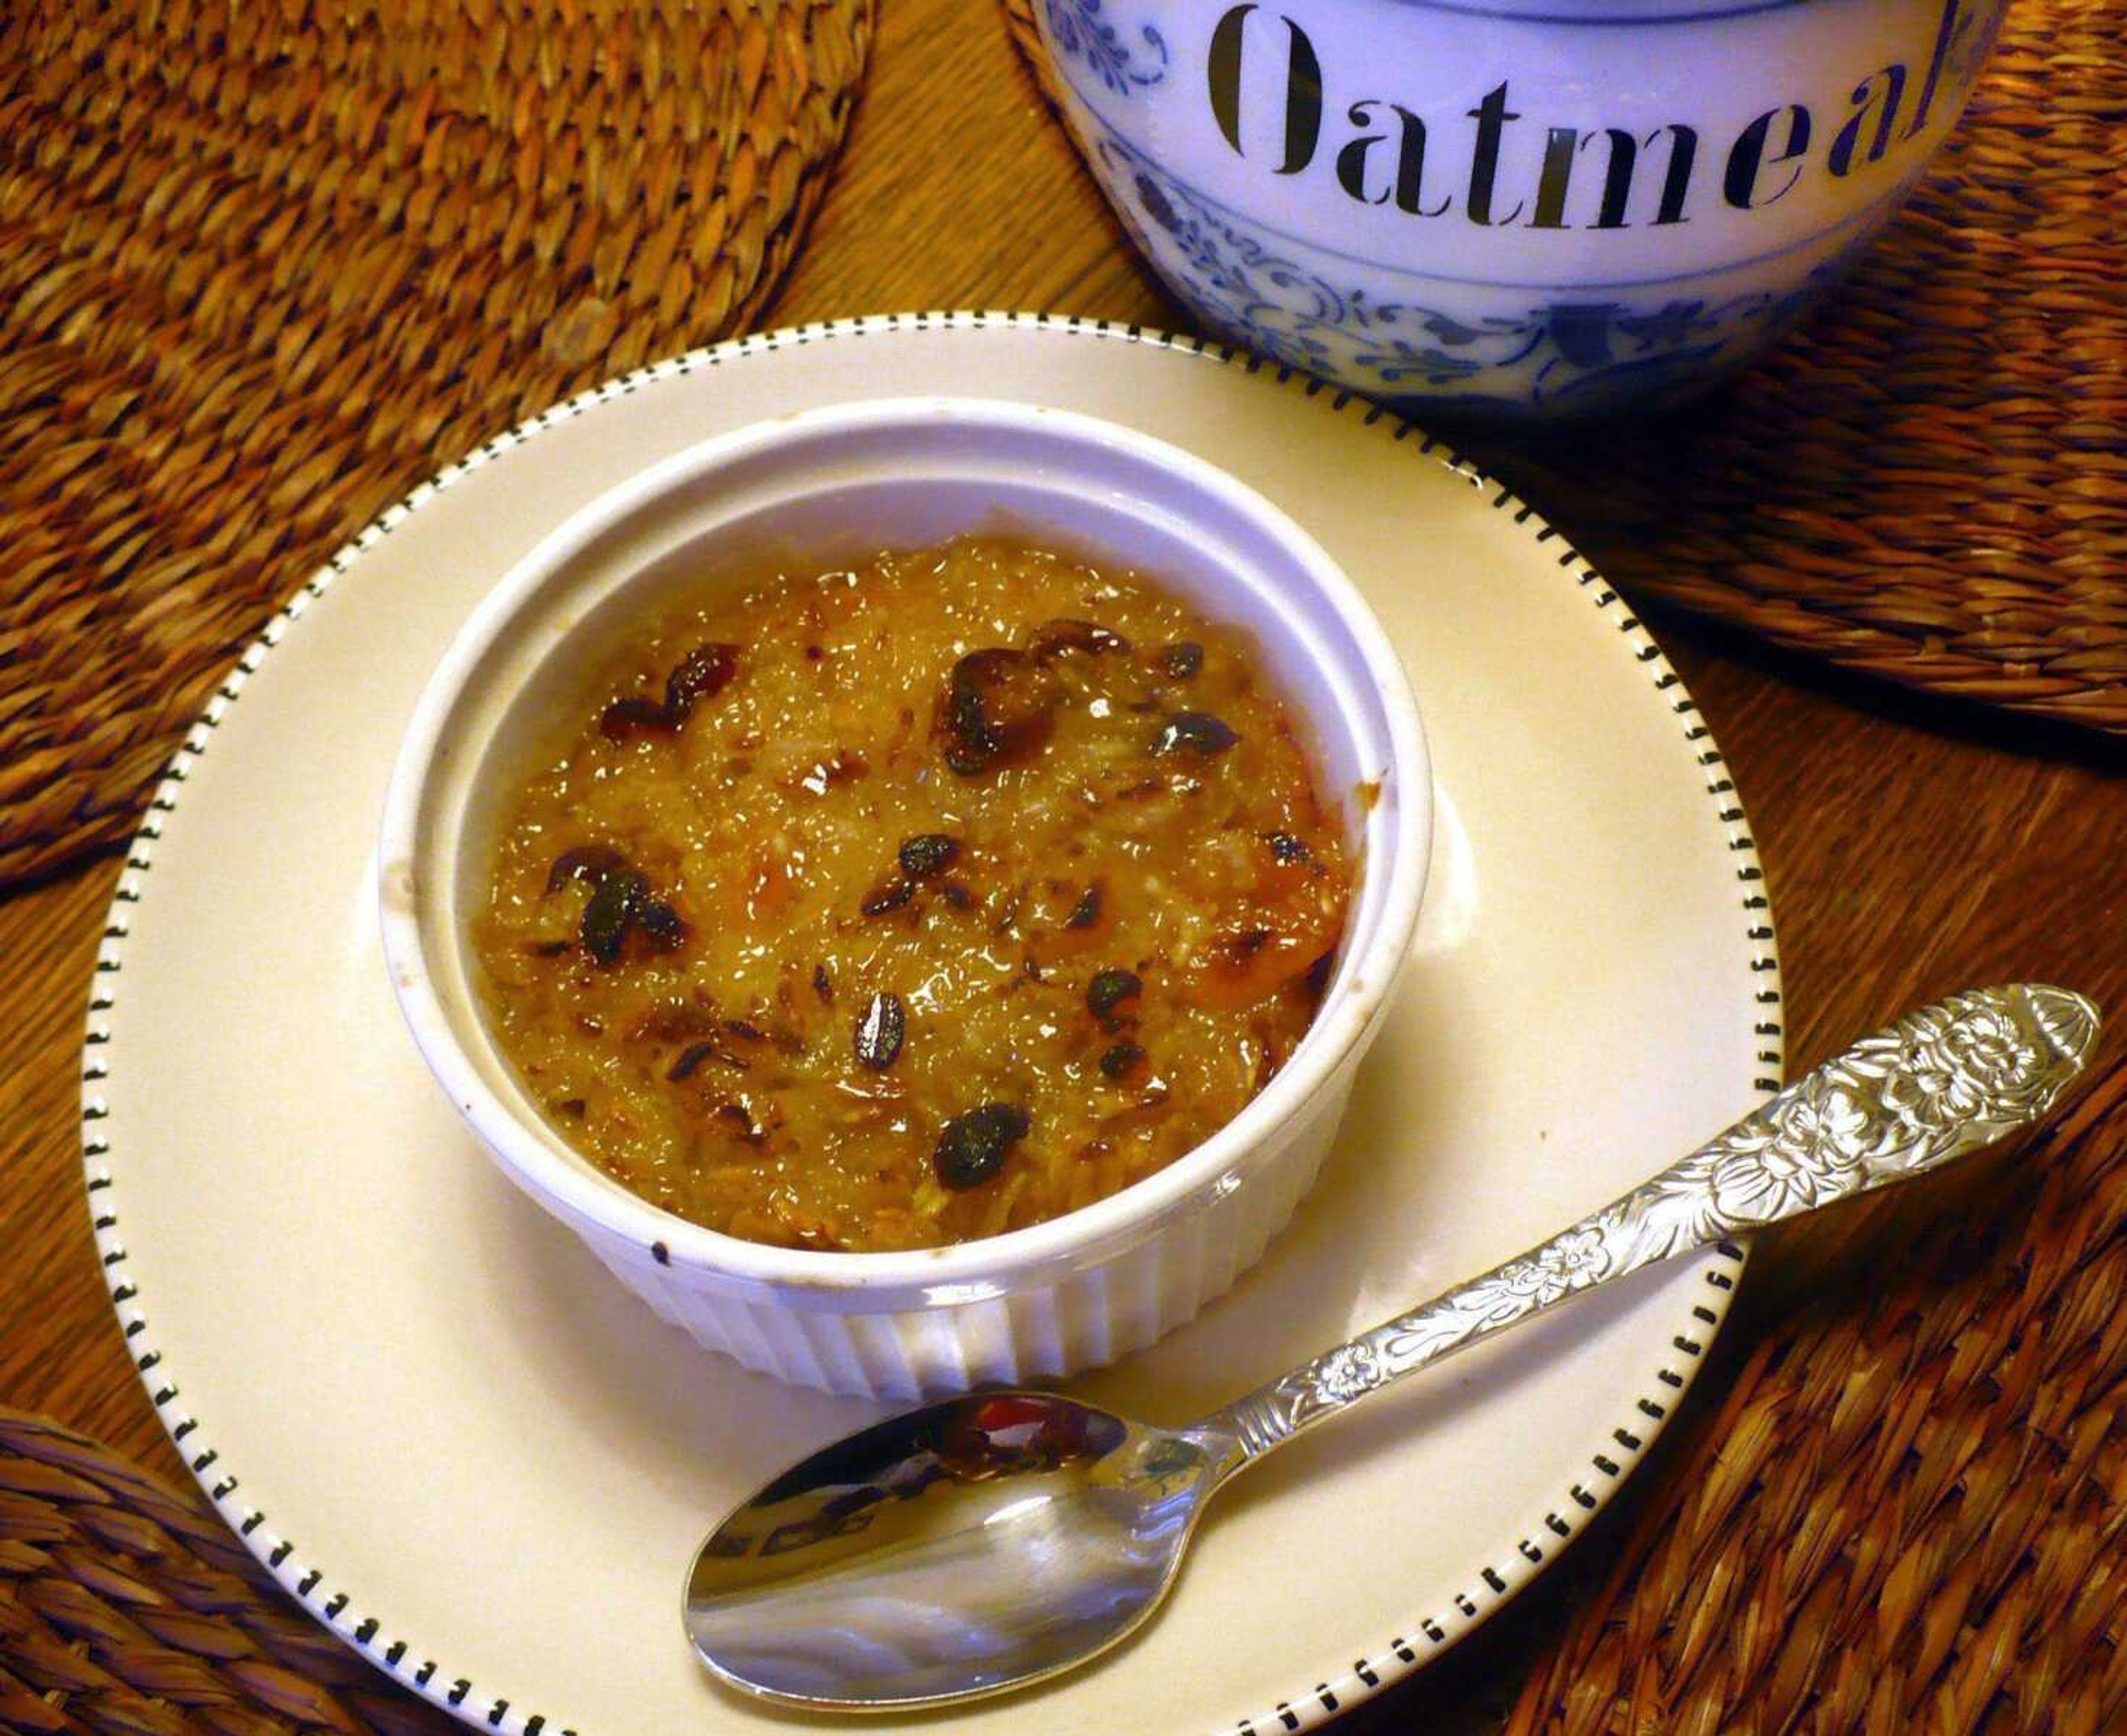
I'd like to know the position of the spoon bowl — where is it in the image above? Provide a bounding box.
[684,1391,1237,1709]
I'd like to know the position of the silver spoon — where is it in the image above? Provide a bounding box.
[684,983,2098,1712]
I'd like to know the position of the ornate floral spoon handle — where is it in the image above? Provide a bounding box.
[1204,984,2100,1466]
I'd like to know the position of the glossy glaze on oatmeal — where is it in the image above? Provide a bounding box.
[475,536,1353,1251]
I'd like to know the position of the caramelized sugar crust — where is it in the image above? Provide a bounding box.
[476,537,1352,1251]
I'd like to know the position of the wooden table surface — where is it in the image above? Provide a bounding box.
[4,3,2123,1730]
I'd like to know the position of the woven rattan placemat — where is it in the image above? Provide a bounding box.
[0,1407,460,1735]
[0,0,872,890]
[1003,0,2127,739]
[1506,1049,2127,1736]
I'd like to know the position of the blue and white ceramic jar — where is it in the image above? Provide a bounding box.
[1033,0,2006,417]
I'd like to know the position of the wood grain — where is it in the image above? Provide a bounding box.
[2,1,2123,1732]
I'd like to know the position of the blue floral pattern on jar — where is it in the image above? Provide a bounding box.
[1097,126,1882,416]
[1044,0,1168,97]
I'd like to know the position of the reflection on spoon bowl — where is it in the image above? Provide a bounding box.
[684,1389,1237,1709]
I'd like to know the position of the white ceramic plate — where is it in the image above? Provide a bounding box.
[82,313,1782,1736]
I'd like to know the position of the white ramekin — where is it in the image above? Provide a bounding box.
[377,397,1430,1399]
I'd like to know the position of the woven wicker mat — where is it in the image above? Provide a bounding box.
[0,0,873,890]
[0,1407,463,1735]
[1002,0,2127,739]
[1502,1048,2127,1736]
